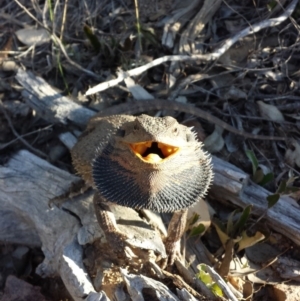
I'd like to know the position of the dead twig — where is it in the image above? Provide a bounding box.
[60,0,69,41]
[0,125,53,150]
[85,0,298,95]
[13,0,44,27]
[0,100,48,159]
[51,34,102,79]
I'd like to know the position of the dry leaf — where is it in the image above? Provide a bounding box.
[0,35,12,61]
[272,283,300,301]
[219,36,255,66]
[243,281,253,300]
[210,73,235,88]
[257,101,285,122]
[224,19,244,33]
[204,126,224,153]
[227,275,244,292]
[237,231,265,252]
[213,222,230,247]
[15,28,50,46]
[224,86,247,100]
[285,139,300,168]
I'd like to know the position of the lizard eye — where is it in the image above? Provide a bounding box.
[173,127,179,135]
[133,124,139,131]
[117,129,126,137]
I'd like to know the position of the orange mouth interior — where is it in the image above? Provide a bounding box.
[130,142,179,163]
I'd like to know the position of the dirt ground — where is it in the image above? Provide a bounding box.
[1,0,300,300]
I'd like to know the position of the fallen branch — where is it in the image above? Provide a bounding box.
[85,0,298,95]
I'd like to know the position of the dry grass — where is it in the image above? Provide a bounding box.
[1,0,300,300]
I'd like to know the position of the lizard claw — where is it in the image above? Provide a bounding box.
[105,231,129,253]
[161,239,182,269]
[48,195,66,208]
[48,179,89,208]
[103,230,142,264]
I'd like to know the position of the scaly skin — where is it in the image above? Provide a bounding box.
[71,112,213,266]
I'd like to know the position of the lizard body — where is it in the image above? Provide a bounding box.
[70,99,283,266]
[71,108,213,266]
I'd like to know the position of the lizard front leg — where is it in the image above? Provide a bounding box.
[48,178,89,208]
[93,192,130,258]
[164,209,188,267]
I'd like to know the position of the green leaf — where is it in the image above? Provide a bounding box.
[245,150,258,175]
[140,26,158,46]
[232,205,252,237]
[253,169,264,184]
[197,264,206,272]
[211,283,223,297]
[189,224,206,237]
[277,178,299,195]
[259,172,274,186]
[213,218,226,233]
[267,193,280,208]
[83,24,101,52]
[284,186,300,194]
[267,0,278,11]
[226,209,239,236]
[197,265,213,284]
[198,272,212,285]
[189,213,200,226]
[276,180,287,194]
[197,264,223,297]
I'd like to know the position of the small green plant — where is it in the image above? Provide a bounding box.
[267,177,299,208]
[213,205,265,252]
[47,0,69,91]
[245,149,274,186]
[246,149,299,208]
[83,25,101,52]
[186,213,206,238]
[197,264,223,297]
[267,0,278,11]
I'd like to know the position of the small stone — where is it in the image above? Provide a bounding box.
[1,61,17,72]
[1,275,47,301]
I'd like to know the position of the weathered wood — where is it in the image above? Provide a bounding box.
[12,69,300,300]
[120,268,179,300]
[210,156,300,246]
[0,150,98,301]
[0,150,171,301]
[15,68,94,127]
[16,68,300,252]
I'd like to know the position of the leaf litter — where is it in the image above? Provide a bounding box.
[1,0,300,300]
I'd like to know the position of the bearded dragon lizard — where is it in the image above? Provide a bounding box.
[71,99,285,266]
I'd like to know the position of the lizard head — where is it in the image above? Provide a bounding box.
[116,114,192,164]
[92,114,213,212]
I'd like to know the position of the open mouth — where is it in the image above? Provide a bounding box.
[130,142,179,163]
